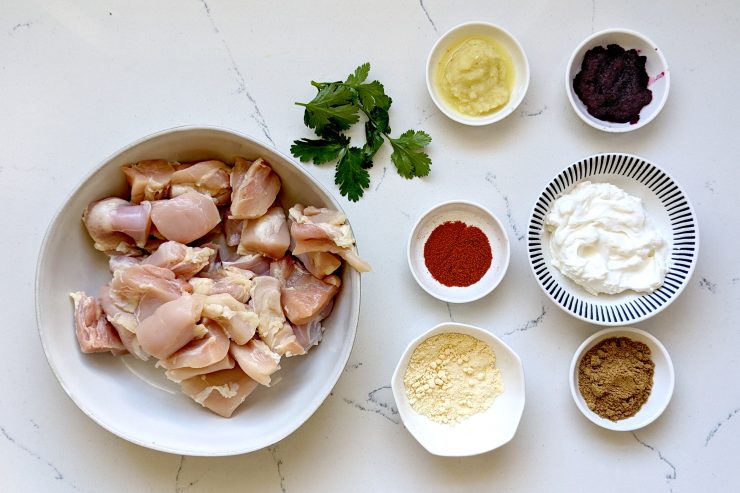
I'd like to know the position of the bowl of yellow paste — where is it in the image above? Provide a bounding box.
[426,22,530,125]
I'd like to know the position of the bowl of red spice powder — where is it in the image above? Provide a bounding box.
[407,200,510,303]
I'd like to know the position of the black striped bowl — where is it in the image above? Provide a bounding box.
[528,153,699,325]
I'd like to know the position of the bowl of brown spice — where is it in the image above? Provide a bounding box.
[570,327,674,431]
[407,200,510,303]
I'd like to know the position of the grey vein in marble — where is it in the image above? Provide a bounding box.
[1,426,69,484]
[11,22,31,32]
[521,105,548,117]
[343,385,400,425]
[632,432,677,491]
[267,445,286,493]
[445,302,454,321]
[484,173,525,241]
[504,305,547,336]
[419,1,438,32]
[704,181,716,193]
[374,166,388,191]
[344,361,364,372]
[198,0,275,146]
[699,277,718,293]
[705,407,740,446]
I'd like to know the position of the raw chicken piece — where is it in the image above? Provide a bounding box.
[222,252,272,276]
[180,367,258,418]
[229,158,281,220]
[164,355,235,383]
[271,257,339,325]
[296,251,341,278]
[70,292,126,354]
[83,198,152,252]
[136,294,205,359]
[238,207,290,259]
[250,276,302,355]
[108,254,141,274]
[223,217,243,246]
[292,319,323,353]
[229,340,280,386]
[99,285,149,360]
[150,191,221,244]
[158,319,230,369]
[170,160,231,205]
[202,293,259,344]
[123,160,175,203]
[189,266,254,303]
[143,241,214,279]
[109,264,191,314]
[288,204,370,272]
[229,156,251,192]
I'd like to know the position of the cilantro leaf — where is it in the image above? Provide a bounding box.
[335,147,371,201]
[345,63,370,86]
[291,133,349,164]
[343,63,392,112]
[389,130,432,179]
[296,83,359,134]
[362,106,390,161]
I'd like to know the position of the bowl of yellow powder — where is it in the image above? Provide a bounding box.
[569,327,674,431]
[391,322,525,456]
[426,22,530,125]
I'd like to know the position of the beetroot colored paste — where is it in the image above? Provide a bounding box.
[573,44,652,124]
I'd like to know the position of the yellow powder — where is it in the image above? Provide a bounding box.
[403,332,503,424]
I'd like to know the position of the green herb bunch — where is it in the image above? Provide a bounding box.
[291,63,432,201]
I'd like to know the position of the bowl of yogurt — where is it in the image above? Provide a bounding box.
[426,22,530,126]
[527,153,699,325]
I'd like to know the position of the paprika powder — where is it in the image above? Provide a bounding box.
[423,221,492,287]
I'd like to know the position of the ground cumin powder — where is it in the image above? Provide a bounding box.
[403,333,503,424]
[578,337,654,421]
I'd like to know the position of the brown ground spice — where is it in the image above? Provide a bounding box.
[578,337,654,421]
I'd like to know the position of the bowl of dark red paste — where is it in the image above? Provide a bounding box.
[407,201,510,303]
[566,29,670,132]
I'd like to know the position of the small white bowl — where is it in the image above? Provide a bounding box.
[569,327,675,431]
[566,28,670,132]
[426,22,530,125]
[407,200,510,303]
[391,322,525,456]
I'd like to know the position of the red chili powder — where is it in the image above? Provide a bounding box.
[423,221,492,287]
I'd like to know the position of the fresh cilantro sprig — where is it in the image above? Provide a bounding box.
[291,63,432,201]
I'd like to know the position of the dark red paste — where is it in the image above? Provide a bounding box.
[573,44,653,124]
[423,221,492,287]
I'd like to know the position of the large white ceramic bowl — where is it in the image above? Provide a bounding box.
[35,126,362,456]
[391,322,525,456]
[570,327,674,431]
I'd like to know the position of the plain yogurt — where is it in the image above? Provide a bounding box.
[545,181,667,295]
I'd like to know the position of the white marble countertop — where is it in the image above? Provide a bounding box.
[2,0,739,491]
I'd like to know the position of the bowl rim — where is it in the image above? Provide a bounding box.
[568,326,675,431]
[425,21,531,126]
[527,152,699,326]
[565,28,670,133]
[407,199,511,303]
[34,125,362,456]
[391,321,525,456]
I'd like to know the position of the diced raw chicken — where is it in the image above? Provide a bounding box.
[222,252,272,276]
[70,291,126,354]
[150,191,221,244]
[202,293,259,344]
[271,257,339,325]
[224,217,243,246]
[136,294,205,359]
[164,355,235,383]
[229,158,281,220]
[108,254,141,274]
[230,156,251,191]
[189,266,254,303]
[229,340,281,386]
[288,204,371,272]
[99,285,149,360]
[123,160,175,203]
[292,319,323,353]
[143,241,214,279]
[170,160,231,206]
[180,367,258,418]
[238,207,290,259]
[250,276,302,355]
[109,264,191,314]
[296,251,341,278]
[159,319,230,369]
[83,198,151,253]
